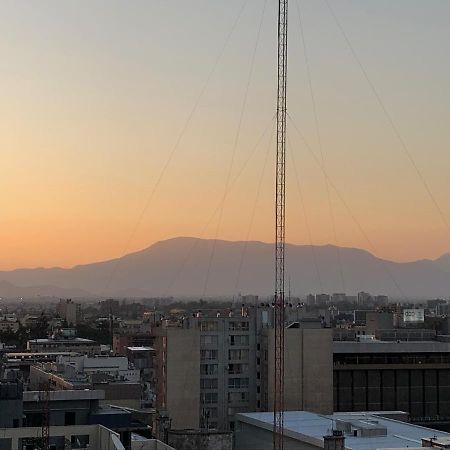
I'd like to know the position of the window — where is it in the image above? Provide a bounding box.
[201,364,218,375]
[229,321,249,331]
[230,335,249,346]
[200,392,218,404]
[201,350,218,360]
[229,349,249,361]
[201,335,218,346]
[228,364,248,374]
[228,378,249,389]
[228,392,249,402]
[202,407,218,418]
[200,321,218,331]
[201,378,218,389]
[64,411,75,425]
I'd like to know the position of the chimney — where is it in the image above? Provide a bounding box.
[323,430,345,450]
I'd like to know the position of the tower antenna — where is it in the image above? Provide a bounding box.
[274,1,288,449]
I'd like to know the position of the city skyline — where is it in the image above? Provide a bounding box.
[2,0,450,270]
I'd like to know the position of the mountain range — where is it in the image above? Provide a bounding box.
[1,237,450,299]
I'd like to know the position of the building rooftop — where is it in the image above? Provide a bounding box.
[236,411,450,450]
[24,389,105,402]
[29,337,95,343]
[333,340,450,353]
[126,346,154,352]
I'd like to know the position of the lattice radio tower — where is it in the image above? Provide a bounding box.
[274,0,288,450]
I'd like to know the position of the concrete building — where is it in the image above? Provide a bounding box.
[53,354,140,382]
[29,356,142,409]
[331,293,347,303]
[365,311,393,334]
[27,329,100,354]
[0,380,23,429]
[126,346,155,384]
[357,291,373,306]
[315,294,330,307]
[153,326,200,430]
[152,307,332,431]
[0,314,19,333]
[263,325,333,415]
[167,429,232,450]
[0,423,173,450]
[235,410,450,450]
[113,333,154,356]
[1,351,80,382]
[56,299,81,326]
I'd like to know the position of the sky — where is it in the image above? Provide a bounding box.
[1,0,450,270]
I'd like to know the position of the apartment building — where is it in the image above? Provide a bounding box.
[152,306,333,431]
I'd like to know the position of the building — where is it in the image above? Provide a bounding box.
[152,307,332,431]
[1,351,80,382]
[235,410,450,450]
[357,291,372,306]
[365,311,393,334]
[0,314,19,333]
[113,333,154,355]
[262,323,333,415]
[56,299,81,326]
[167,429,232,450]
[27,328,100,354]
[333,340,450,428]
[331,293,347,303]
[126,346,155,384]
[153,326,200,430]
[315,294,330,306]
[0,423,173,450]
[29,355,142,409]
[0,380,23,429]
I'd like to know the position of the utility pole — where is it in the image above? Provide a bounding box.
[274,1,288,450]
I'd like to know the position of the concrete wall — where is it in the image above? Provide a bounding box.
[234,422,319,450]
[303,328,333,414]
[0,424,122,450]
[131,440,174,450]
[267,327,333,414]
[166,328,200,429]
[168,430,232,450]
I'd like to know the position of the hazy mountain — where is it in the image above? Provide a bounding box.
[1,237,450,298]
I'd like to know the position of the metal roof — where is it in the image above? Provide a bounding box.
[235,411,450,450]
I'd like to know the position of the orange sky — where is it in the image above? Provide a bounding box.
[1,1,450,270]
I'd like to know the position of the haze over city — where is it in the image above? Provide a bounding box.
[2,0,450,271]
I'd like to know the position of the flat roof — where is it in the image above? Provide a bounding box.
[6,352,79,357]
[235,411,450,450]
[333,340,450,354]
[126,346,154,352]
[28,338,96,343]
[24,389,105,402]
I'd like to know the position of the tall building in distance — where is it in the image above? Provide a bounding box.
[56,299,81,326]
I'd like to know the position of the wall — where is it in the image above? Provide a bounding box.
[266,327,333,414]
[166,328,200,429]
[234,422,319,450]
[0,424,121,450]
[168,430,232,450]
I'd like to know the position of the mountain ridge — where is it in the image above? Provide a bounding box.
[1,237,450,298]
